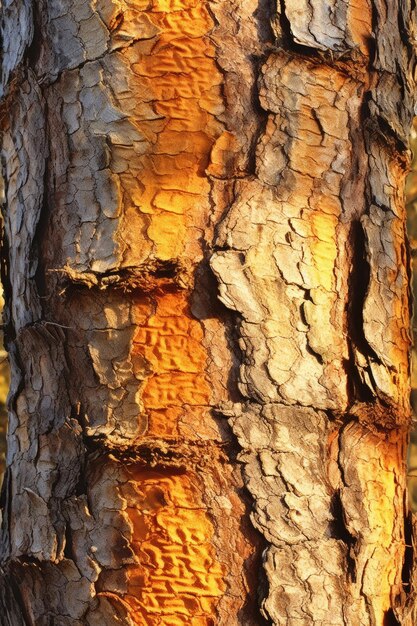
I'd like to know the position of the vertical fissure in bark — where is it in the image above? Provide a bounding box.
[255,0,277,44]
[246,0,277,176]
[25,2,41,69]
[246,67,270,177]
[384,609,401,626]
[401,509,414,597]
[329,489,357,582]
[0,217,12,346]
[0,564,29,626]
[278,0,311,54]
[345,219,379,404]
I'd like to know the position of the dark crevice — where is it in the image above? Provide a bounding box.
[278,0,296,49]
[359,91,373,128]
[246,54,270,177]
[375,113,408,154]
[193,244,246,404]
[278,0,321,58]
[31,157,50,306]
[253,0,277,45]
[74,466,88,499]
[362,94,409,155]
[0,260,12,344]
[63,523,74,561]
[329,489,357,582]
[0,160,14,348]
[369,0,379,69]
[246,0,277,177]
[237,486,272,626]
[109,10,124,32]
[383,608,401,626]
[25,2,42,69]
[345,219,380,405]
[402,510,414,596]
[304,341,324,365]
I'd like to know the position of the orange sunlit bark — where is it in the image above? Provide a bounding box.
[115,0,224,263]
[123,469,225,625]
[105,1,241,622]
[133,292,212,439]
[346,428,406,621]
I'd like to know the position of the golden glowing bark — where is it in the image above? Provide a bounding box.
[1,1,417,625]
[132,293,212,437]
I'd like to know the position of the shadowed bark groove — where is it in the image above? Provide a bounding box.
[0,1,417,625]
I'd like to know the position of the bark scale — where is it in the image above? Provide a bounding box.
[0,1,416,625]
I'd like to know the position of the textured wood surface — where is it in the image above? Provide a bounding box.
[0,0,416,624]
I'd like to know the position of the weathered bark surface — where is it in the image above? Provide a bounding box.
[0,1,416,625]
[406,121,417,510]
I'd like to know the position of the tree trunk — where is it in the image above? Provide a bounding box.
[0,0,417,624]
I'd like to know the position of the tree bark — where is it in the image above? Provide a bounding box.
[0,0,417,624]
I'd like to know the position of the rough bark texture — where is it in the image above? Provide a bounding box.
[0,0,416,625]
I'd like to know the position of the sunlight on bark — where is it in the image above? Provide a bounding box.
[406,118,417,510]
